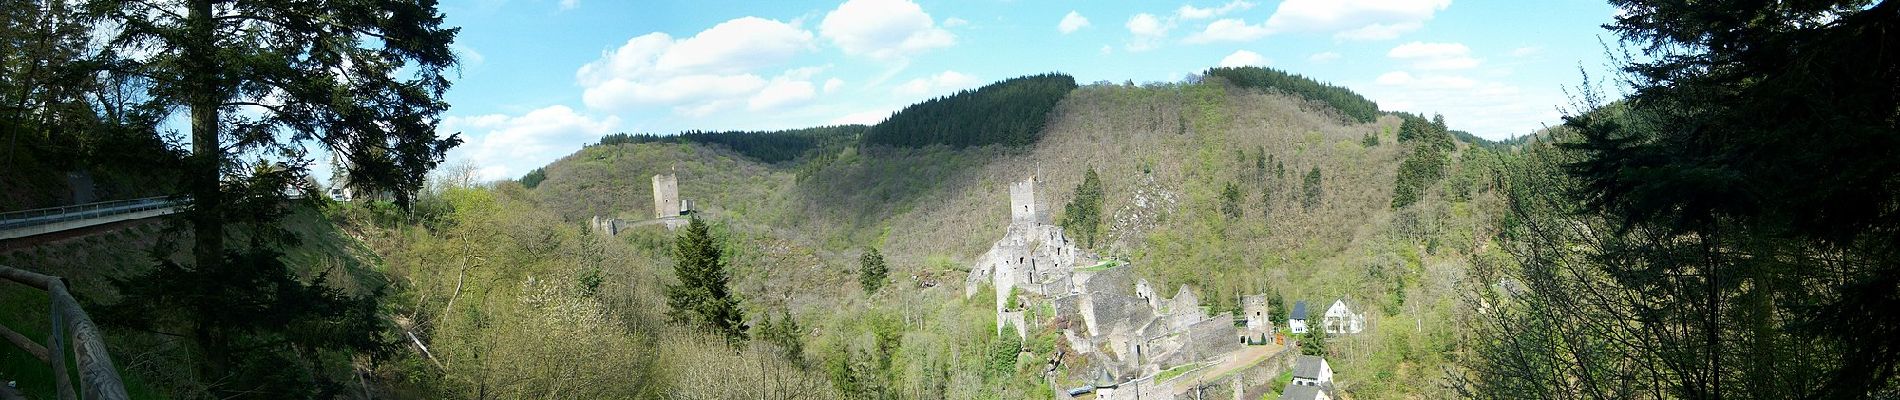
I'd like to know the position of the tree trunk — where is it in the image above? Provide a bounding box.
[184,0,226,382]
[185,0,221,273]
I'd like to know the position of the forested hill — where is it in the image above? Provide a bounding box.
[1204,66,1382,124]
[592,125,865,165]
[862,73,1078,148]
[509,72,1509,397]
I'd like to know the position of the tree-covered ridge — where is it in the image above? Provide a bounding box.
[596,125,865,164]
[1203,66,1381,124]
[863,73,1078,148]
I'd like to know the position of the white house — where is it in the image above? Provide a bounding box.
[1292,354,1337,386]
[1288,300,1309,334]
[1322,299,1366,334]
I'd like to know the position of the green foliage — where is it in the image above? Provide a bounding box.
[986,328,1023,379]
[1060,168,1106,247]
[594,125,865,164]
[1300,323,1328,356]
[859,247,888,294]
[1204,66,1381,123]
[1301,166,1323,209]
[107,248,390,397]
[1391,114,1455,209]
[1269,291,1288,326]
[754,310,808,365]
[1463,1,1900,396]
[863,73,1078,148]
[519,167,547,189]
[665,217,748,345]
[1220,181,1244,220]
[1362,131,1380,147]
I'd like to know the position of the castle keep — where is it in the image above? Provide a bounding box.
[965,174,1282,399]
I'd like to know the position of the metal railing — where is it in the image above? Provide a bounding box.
[0,265,128,400]
[0,197,183,231]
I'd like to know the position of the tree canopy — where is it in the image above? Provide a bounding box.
[596,125,864,164]
[1462,0,1900,398]
[1204,66,1382,124]
[863,73,1078,148]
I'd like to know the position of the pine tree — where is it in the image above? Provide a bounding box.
[666,217,748,345]
[860,247,888,294]
[1302,167,1323,210]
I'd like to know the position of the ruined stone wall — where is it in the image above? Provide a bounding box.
[1182,316,1243,362]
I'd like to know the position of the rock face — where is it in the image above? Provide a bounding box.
[964,174,1250,389]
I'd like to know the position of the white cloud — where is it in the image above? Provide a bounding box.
[749,78,817,111]
[1386,41,1481,70]
[1185,18,1271,43]
[943,17,970,27]
[820,0,956,60]
[559,0,578,11]
[894,70,982,97]
[823,78,845,93]
[1178,1,1257,19]
[447,105,621,181]
[830,109,890,125]
[1059,11,1091,34]
[1334,22,1420,40]
[1308,51,1341,62]
[1263,0,1451,41]
[1366,71,1558,139]
[575,17,818,116]
[1100,45,1114,55]
[655,17,814,74]
[1218,50,1272,67]
[1509,46,1543,57]
[1125,13,1171,51]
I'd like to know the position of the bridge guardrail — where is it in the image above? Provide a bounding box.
[0,197,183,231]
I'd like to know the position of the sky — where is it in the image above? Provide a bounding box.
[416,0,1625,182]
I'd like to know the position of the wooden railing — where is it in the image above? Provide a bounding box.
[0,264,128,400]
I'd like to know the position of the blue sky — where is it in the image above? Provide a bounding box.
[423,0,1624,181]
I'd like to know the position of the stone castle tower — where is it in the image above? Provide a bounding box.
[1009,175,1038,224]
[652,173,680,219]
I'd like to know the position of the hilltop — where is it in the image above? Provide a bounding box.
[508,67,1507,398]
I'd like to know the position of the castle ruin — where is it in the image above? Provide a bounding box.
[964,174,1284,399]
[652,173,680,219]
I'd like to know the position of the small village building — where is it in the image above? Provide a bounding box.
[1288,301,1309,334]
[1279,384,1332,400]
[1322,299,1366,335]
[1290,355,1334,387]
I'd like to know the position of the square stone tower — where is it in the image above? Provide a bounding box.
[1009,175,1038,224]
[652,173,680,219]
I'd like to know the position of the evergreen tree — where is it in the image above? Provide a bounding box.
[1204,66,1382,123]
[83,0,462,273]
[1464,1,1900,396]
[1060,168,1106,248]
[1301,167,1323,210]
[1220,181,1244,220]
[666,217,747,345]
[755,310,807,366]
[859,246,888,294]
[1301,322,1328,356]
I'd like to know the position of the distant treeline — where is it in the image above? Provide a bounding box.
[1204,67,1381,124]
[595,125,865,164]
[863,73,1078,148]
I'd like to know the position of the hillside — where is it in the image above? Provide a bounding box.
[514,67,1507,398]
